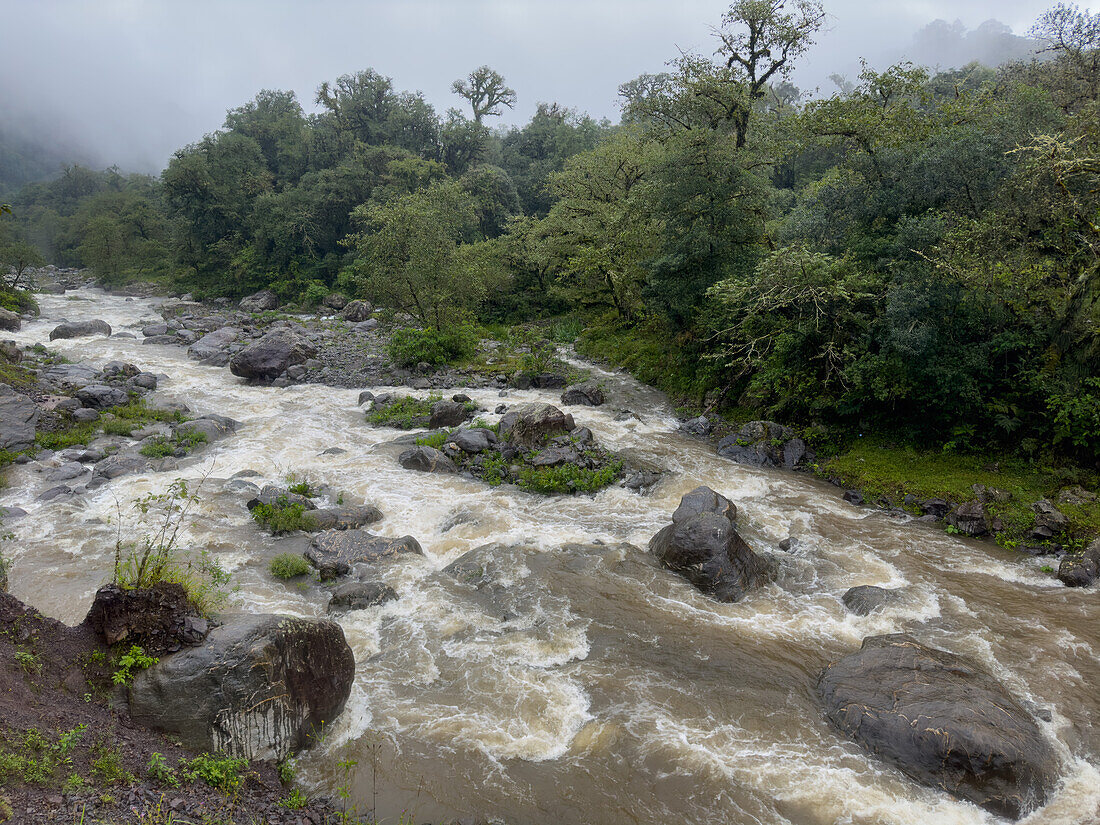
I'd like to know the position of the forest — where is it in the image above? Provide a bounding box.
[2,0,1099,469]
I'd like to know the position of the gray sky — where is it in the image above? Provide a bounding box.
[0,0,1060,172]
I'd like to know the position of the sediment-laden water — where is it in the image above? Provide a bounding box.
[3,290,1098,825]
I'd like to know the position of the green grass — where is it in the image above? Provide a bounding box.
[0,362,37,392]
[35,422,99,451]
[367,394,439,429]
[0,725,88,787]
[516,460,624,495]
[269,553,311,579]
[414,431,448,448]
[821,440,1100,543]
[138,429,207,459]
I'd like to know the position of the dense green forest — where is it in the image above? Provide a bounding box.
[3,1,1099,467]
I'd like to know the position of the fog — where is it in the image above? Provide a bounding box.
[0,0,1056,175]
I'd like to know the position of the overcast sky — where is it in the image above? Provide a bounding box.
[0,0,1060,172]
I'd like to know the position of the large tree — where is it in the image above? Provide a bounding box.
[451,66,517,125]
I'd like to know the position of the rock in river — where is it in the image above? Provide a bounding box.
[0,384,38,451]
[649,485,773,602]
[817,634,1057,820]
[229,328,317,381]
[129,613,354,760]
[49,319,112,340]
[1058,538,1100,587]
[305,530,423,579]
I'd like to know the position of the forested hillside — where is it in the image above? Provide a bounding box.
[3,1,1099,468]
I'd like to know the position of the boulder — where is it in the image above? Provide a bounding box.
[841,585,898,616]
[817,634,1057,820]
[398,446,457,474]
[672,485,736,524]
[72,408,100,423]
[921,498,951,519]
[328,582,397,612]
[129,613,354,760]
[142,323,169,337]
[946,501,991,537]
[305,531,423,579]
[229,328,317,381]
[1031,499,1069,541]
[716,421,810,470]
[498,403,575,449]
[188,327,240,362]
[341,300,373,322]
[75,384,129,410]
[678,416,713,438]
[560,381,604,406]
[131,372,158,390]
[649,487,773,602]
[843,490,864,506]
[0,340,20,362]
[83,583,206,655]
[304,505,383,532]
[1057,539,1100,587]
[48,319,112,340]
[91,453,150,481]
[238,289,279,313]
[246,485,317,511]
[322,293,348,310]
[175,414,240,443]
[0,384,38,451]
[0,308,20,331]
[450,428,494,454]
[429,399,472,429]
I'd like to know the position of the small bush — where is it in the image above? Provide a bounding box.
[368,394,439,429]
[139,438,175,458]
[90,743,134,785]
[414,431,448,448]
[35,421,98,450]
[111,645,158,685]
[516,461,623,495]
[269,553,311,579]
[251,499,315,534]
[287,481,315,497]
[147,752,180,788]
[387,325,478,367]
[180,754,249,793]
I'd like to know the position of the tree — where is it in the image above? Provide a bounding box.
[0,240,44,288]
[451,66,517,125]
[716,0,825,146]
[1031,3,1100,103]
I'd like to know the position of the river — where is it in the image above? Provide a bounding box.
[2,289,1098,825]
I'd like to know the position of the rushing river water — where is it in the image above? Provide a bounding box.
[2,289,1099,825]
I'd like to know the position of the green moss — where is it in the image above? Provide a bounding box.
[269,553,311,579]
[0,362,37,392]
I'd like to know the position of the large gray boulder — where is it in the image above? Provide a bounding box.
[841,585,898,616]
[1058,538,1100,587]
[188,327,240,362]
[399,446,457,474]
[716,420,810,469]
[946,501,991,537]
[75,384,129,410]
[229,328,317,381]
[238,289,279,313]
[429,399,472,429]
[305,530,423,579]
[328,581,397,612]
[341,300,373,322]
[0,384,38,451]
[129,614,355,760]
[817,634,1058,820]
[49,319,112,340]
[649,486,773,602]
[560,381,604,406]
[304,505,383,532]
[175,414,240,444]
[0,308,20,332]
[498,403,575,449]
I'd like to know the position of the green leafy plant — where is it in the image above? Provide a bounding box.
[516,460,623,495]
[147,752,180,788]
[251,498,316,535]
[414,431,448,448]
[287,481,315,497]
[14,650,40,675]
[180,754,249,793]
[112,645,158,685]
[269,553,311,580]
[387,324,478,367]
[279,788,310,810]
[367,394,440,429]
[90,742,134,785]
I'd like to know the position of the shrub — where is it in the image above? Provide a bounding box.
[387,325,478,367]
[269,553,311,579]
[139,438,175,458]
[251,499,316,534]
[111,645,158,685]
[180,754,249,792]
[414,431,448,448]
[516,461,623,495]
[367,394,439,429]
[287,481,315,497]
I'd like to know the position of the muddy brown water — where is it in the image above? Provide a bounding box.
[3,290,1098,825]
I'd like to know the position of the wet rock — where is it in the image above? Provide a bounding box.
[175,414,240,443]
[817,634,1057,820]
[229,328,317,381]
[946,501,991,537]
[75,384,128,410]
[1057,539,1100,587]
[672,485,736,524]
[843,490,864,506]
[91,453,150,481]
[37,484,72,501]
[143,334,178,346]
[84,582,205,655]
[188,327,240,361]
[246,485,317,511]
[357,390,374,406]
[0,308,20,331]
[0,506,28,521]
[238,289,279,312]
[399,446,457,474]
[304,505,384,532]
[71,408,100,423]
[498,403,575,449]
[131,372,158,390]
[561,381,604,406]
[0,340,21,362]
[354,318,380,332]
[778,537,799,553]
[341,299,373,322]
[49,319,111,340]
[305,530,423,579]
[1030,499,1069,541]
[921,498,951,519]
[142,323,168,337]
[841,585,898,615]
[328,582,397,612]
[129,613,354,760]
[649,488,773,602]
[430,399,472,429]
[0,384,39,451]
[716,421,811,470]
[528,444,583,467]
[678,416,713,438]
[41,363,98,387]
[46,461,87,483]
